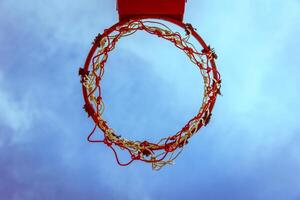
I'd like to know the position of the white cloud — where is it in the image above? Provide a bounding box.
[0,80,39,143]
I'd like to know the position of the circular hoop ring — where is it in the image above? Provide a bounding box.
[80,16,221,170]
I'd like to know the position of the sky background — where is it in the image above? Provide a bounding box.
[1,0,300,199]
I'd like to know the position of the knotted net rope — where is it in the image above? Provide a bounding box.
[79,19,221,170]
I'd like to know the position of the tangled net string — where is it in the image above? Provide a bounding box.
[79,19,221,170]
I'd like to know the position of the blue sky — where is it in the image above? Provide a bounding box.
[1,0,300,199]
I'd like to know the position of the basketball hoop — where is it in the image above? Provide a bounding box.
[79,0,221,170]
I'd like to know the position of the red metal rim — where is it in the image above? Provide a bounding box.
[81,16,220,157]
